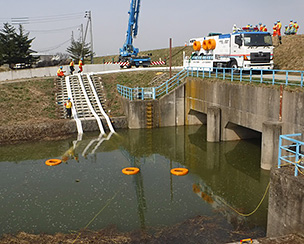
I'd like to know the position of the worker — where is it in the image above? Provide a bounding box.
[69,59,75,75]
[273,22,277,37]
[262,24,267,32]
[284,25,289,35]
[64,98,72,119]
[259,23,263,32]
[276,20,282,44]
[289,20,295,34]
[78,58,84,73]
[232,24,238,33]
[246,23,250,28]
[57,66,65,77]
[294,21,299,34]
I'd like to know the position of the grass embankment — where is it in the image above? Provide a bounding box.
[0,78,58,126]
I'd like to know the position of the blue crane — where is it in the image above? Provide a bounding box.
[119,0,151,68]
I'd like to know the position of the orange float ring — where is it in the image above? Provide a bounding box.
[202,40,208,50]
[207,39,216,50]
[45,159,62,166]
[170,168,189,176]
[192,41,201,51]
[122,167,140,175]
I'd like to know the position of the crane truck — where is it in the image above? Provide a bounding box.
[119,0,151,68]
[184,27,274,71]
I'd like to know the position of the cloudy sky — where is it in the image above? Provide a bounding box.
[0,0,302,56]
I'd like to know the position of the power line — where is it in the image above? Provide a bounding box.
[36,38,71,53]
[28,25,81,34]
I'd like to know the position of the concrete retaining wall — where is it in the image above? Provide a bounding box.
[121,84,185,129]
[267,168,304,237]
[0,64,120,81]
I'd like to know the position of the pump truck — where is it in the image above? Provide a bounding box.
[184,27,274,71]
[119,0,151,68]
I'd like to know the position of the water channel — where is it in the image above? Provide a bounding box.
[0,125,270,242]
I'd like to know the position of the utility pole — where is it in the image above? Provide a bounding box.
[83,10,94,64]
[169,38,172,78]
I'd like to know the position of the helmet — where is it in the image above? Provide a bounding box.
[277,20,280,22]
[295,21,297,23]
[60,66,63,69]
[290,20,293,22]
[68,97,71,100]
[259,22,262,25]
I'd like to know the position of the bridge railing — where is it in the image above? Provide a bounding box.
[278,133,304,176]
[117,67,304,100]
[186,67,304,87]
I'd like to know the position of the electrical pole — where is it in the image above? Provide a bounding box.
[83,10,93,64]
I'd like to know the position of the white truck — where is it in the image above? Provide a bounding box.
[184,27,274,71]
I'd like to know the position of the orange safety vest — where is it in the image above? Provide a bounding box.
[70,61,74,67]
[262,27,267,32]
[276,22,282,35]
[294,23,299,30]
[57,68,64,77]
[79,60,83,67]
[259,26,263,31]
[273,25,277,35]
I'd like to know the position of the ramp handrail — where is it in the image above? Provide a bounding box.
[77,74,105,135]
[87,74,115,133]
[278,133,304,176]
[65,76,83,135]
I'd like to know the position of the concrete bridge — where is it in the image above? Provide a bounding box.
[122,73,304,171]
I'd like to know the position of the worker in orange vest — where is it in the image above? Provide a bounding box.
[273,22,277,36]
[259,23,263,32]
[276,20,282,44]
[262,24,267,32]
[294,21,299,34]
[78,58,84,73]
[57,66,65,77]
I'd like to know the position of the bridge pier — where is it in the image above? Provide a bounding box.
[261,121,283,170]
[207,106,221,142]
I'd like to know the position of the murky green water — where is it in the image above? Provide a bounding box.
[0,125,269,239]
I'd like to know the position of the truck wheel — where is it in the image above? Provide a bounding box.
[230,60,238,73]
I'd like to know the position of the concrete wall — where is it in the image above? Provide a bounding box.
[267,168,304,237]
[0,64,120,81]
[121,84,185,129]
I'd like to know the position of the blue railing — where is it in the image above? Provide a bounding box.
[117,69,187,100]
[278,133,304,176]
[117,67,304,100]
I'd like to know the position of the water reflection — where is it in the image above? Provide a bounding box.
[0,125,269,240]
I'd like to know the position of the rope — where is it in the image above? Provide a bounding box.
[71,188,121,243]
[218,182,270,217]
[295,160,304,176]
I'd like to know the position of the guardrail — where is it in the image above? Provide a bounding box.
[117,69,187,100]
[117,67,304,100]
[278,133,304,176]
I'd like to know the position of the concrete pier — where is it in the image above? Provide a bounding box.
[261,121,282,170]
[207,106,221,142]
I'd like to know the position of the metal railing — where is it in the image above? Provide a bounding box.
[278,133,304,176]
[117,67,304,100]
[117,69,187,100]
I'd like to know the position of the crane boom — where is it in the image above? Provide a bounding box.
[119,0,151,68]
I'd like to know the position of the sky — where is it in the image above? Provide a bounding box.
[0,0,303,57]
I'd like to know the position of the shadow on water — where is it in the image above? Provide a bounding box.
[0,125,269,242]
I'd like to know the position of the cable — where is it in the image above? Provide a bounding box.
[28,25,80,34]
[71,187,122,244]
[218,182,270,217]
[36,38,71,53]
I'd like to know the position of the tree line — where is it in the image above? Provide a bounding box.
[0,23,92,69]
